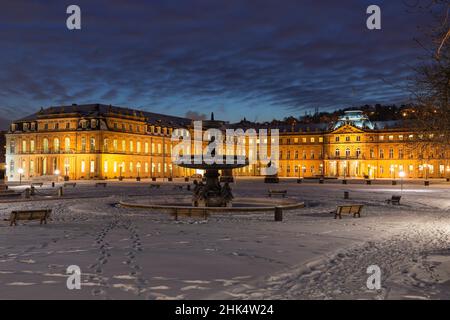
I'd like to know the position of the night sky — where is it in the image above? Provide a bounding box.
[0,0,436,123]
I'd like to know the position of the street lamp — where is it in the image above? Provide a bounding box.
[119,163,123,181]
[64,164,70,181]
[18,168,24,185]
[399,171,405,194]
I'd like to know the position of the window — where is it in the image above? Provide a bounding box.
[113,162,117,173]
[356,136,361,142]
[65,137,70,152]
[379,136,384,141]
[43,139,48,153]
[129,162,133,172]
[157,143,162,154]
[370,148,374,159]
[54,123,59,130]
[310,137,315,143]
[302,150,306,159]
[137,141,141,153]
[335,137,339,142]
[335,148,340,157]
[10,140,15,154]
[319,137,323,143]
[103,139,108,152]
[408,134,414,140]
[9,160,14,175]
[356,148,361,158]
[81,137,86,152]
[345,136,350,142]
[22,140,27,153]
[345,148,350,157]
[113,139,118,152]
[114,123,118,130]
[54,138,60,152]
[66,122,70,129]
[145,142,149,154]
[399,149,404,159]
[30,160,34,175]
[389,148,394,159]
[81,160,86,173]
[129,141,134,153]
[310,151,315,159]
[30,140,35,153]
[399,135,403,141]
[294,150,299,159]
[44,123,49,130]
[145,162,149,173]
[90,160,95,173]
[286,151,290,159]
[302,137,307,143]
[122,140,126,152]
[104,161,108,173]
[151,143,155,153]
[379,149,384,159]
[90,138,95,152]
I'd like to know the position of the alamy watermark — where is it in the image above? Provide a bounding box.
[171,121,280,176]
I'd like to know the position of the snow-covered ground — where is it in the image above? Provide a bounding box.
[1,178,450,300]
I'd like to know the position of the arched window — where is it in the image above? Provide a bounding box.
[356,148,361,158]
[54,138,60,152]
[65,137,70,152]
[43,138,49,153]
[335,148,340,157]
[345,148,350,157]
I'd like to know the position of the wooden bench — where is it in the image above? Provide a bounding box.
[171,207,208,220]
[95,182,107,188]
[64,182,76,188]
[8,209,52,226]
[386,195,401,205]
[334,205,363,219]
[268,189,287,198]
[31,182,43,187]
[150,184,161,189]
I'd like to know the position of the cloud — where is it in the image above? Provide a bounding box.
[0,0,437,121]
[185,110,207,120]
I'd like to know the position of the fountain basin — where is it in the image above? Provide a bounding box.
[119,196,304,215]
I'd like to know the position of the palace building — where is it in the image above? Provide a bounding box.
[4,104,450,181]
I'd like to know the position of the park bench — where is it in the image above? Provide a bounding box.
[268,189,287,198]
[150,184,161,189]
[386,195,401,205]
[8,209,52,226]
[31,182,43,187]
[95,182,107,188]
[64,182,76,188]
[334,204,364,219]
[171,207,208,220]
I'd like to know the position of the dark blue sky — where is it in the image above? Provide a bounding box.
[0,0,436,122]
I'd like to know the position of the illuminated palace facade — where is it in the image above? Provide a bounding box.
[4,105,450,181]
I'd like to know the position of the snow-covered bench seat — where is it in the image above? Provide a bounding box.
[268,189,287,198]
[334,205,363,219]
[385,195,401,205]
[8,209,52,226]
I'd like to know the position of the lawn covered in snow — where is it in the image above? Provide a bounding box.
[1,178,450,300]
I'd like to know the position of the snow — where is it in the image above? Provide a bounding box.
[1,178,450,299]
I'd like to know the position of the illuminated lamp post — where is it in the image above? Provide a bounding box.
[136,163,141,181]
[64,163,70,181]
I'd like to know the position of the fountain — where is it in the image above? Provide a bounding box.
[177,113,247,207]
[120,113,304,217]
